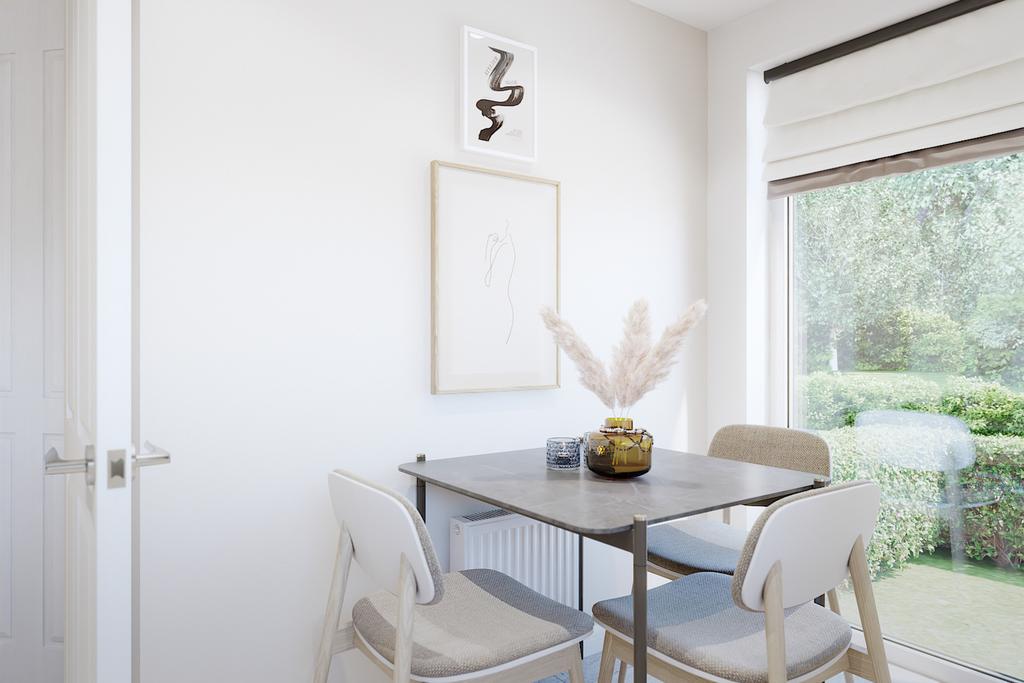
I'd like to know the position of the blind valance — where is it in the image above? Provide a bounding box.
[763,0,1024,181]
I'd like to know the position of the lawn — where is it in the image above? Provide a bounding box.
[836,551,1024,679]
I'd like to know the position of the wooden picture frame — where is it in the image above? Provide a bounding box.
[431,161,559,394]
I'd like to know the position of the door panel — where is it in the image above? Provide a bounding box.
[64,0,135,681]
[0,0,66,681]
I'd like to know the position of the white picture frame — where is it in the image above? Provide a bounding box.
[431,161,559,394]
[461,26,538,163]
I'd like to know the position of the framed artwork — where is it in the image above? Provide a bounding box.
[431,161,559,394]
[461,26,537,162]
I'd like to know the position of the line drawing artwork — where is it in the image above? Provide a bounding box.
[475,47,525,141]
[484,219,517,344]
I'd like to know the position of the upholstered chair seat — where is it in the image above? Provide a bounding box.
[593,572,850,683]
[353,568,593,679]
[316,470,592,683]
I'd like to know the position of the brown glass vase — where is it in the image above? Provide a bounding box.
[585,417,653,478]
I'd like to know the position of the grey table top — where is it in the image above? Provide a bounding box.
[399,448,822,535]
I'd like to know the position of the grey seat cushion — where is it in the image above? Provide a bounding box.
[647,518,747,575]
[353,568,593,679]
[592,573,851,683]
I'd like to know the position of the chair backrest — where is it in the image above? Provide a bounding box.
[709,424,831,477]
[327,470,444,604]
[732,480,880,611]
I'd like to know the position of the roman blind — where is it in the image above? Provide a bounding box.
[763,0,1024,182]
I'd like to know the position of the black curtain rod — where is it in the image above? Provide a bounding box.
[763,0,1005,84]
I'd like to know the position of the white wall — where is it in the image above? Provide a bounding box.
[137,1,706,681]
[705,0,949,436]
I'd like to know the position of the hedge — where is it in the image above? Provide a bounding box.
[960,436,1024,568]
[820,427,1024,575]
[797,372,1024,434]
[797,373,942,430]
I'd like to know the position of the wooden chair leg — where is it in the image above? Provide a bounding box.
[849,536,892,683]
[616,659,628,683]
[567,649,585,683]
[314,528,353,683]
[764,562,787,683]
[597,632,617,683]
[827,589,855,683]
[394,554,416,683]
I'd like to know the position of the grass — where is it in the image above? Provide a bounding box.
[837,548,1024,679]
[910,548,1024,589]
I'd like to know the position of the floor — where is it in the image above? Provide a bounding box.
[540,659,860,683]
[537,651,934,683]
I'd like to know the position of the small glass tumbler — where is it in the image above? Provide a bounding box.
[546,437,581,470]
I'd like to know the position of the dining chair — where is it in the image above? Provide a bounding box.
[647,425,832,582]
[593,480,890,683]
[314,470,592,683]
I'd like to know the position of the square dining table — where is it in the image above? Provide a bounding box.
[399,448,826,682]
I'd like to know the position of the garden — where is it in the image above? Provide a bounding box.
[792,152,1024,678]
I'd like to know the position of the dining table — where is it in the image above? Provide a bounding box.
[399,447,826,682]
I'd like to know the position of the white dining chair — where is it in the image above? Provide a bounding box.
[314,469,592,683]
[593,480,890,683]
[642,424,852,683]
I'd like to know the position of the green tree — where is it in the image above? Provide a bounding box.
[794,153,1024,378]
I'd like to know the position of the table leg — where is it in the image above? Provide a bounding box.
[632,514,647,682]
[579,533,585,657]
[415,453,427,521]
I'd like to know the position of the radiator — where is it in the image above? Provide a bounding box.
[450,509,579,607]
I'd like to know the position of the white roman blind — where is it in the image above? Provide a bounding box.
[764,0,1024,181]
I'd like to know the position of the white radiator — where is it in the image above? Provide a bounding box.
[450,509,579,607]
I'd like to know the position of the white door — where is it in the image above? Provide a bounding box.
[52,0,136,681]
[0,0,66,681]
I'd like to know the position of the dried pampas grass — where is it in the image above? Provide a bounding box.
[541,298,706,414]
[611,300,651,410]
[539,308,616,410]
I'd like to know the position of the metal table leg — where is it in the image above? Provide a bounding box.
[632,514,647,682]
[415,453,426,521]
[579,533,585,657]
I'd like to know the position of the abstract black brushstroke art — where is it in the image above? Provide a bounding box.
[475,47,524,142]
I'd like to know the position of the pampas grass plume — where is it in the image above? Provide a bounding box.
[540,307,616,410]
[540,299,707,414]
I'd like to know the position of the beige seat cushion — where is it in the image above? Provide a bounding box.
[647,518,747,575]
[593,572,851,683]
[353,568,593,679]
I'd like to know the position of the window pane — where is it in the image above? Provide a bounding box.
[791,153,1024,679]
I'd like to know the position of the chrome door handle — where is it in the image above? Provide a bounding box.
[134,441,171,468]
[44,445,96,485]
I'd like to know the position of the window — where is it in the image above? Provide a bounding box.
[789,152,1024,680]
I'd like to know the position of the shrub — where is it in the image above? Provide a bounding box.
[905,309,967,374]
[856,310,913,371]
[798,372,1024,435]
[937,378,1024,437]
[802,372,1024,573]
[822,427,944,576]
[966,294,1024,388]
[819,428,1024,574]
[796,372,942,430]
[960,435,1024,568]
[856,308,966,373]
